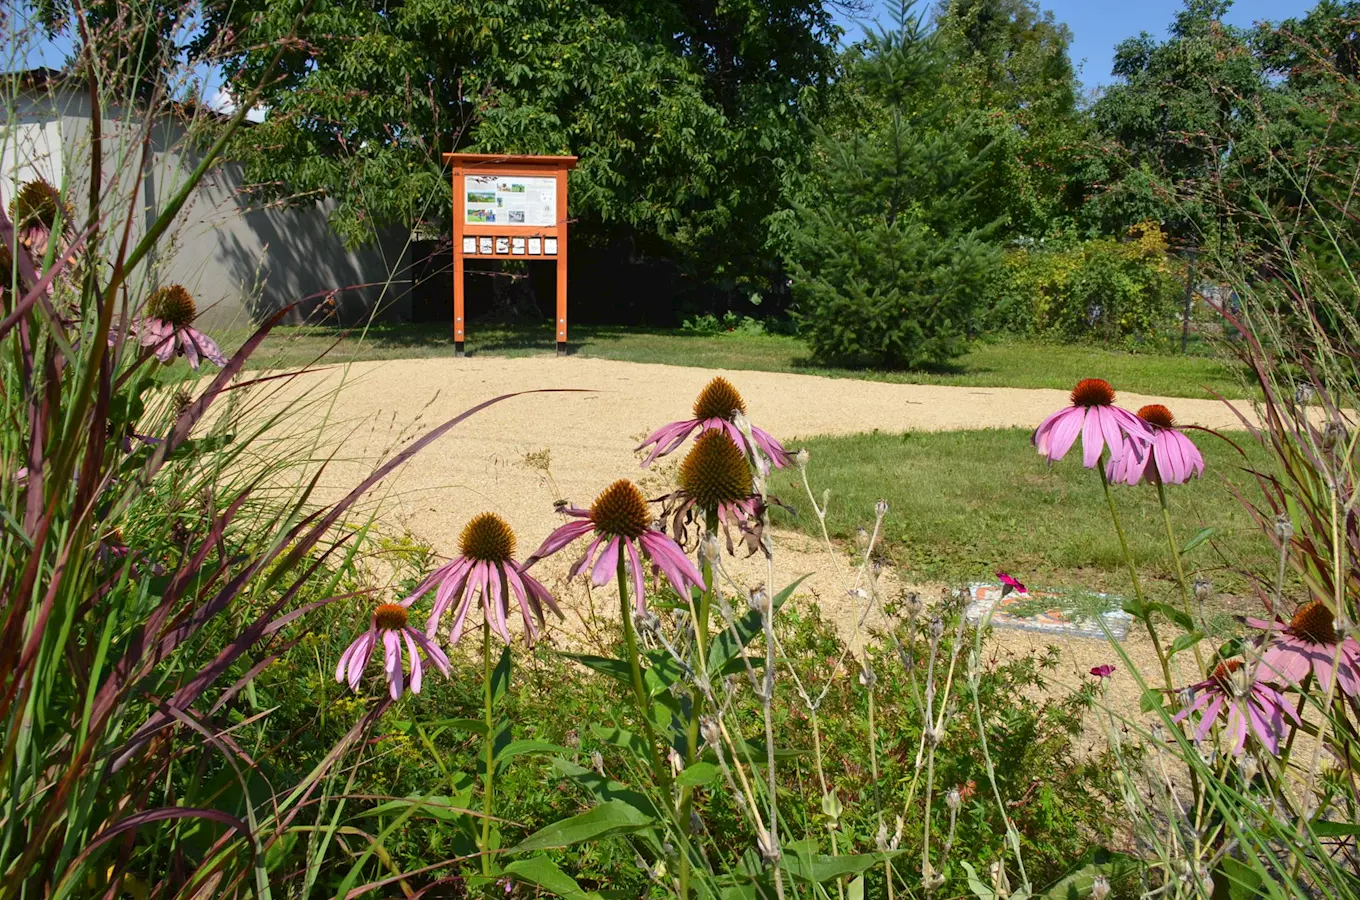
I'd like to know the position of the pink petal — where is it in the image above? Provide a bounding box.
[383,629,404,699]
[591,537,621,587]
[487,562,511,645]
[410,628,451,676]
[1034,406,1083,463]
[639,529,704,597]
[637,419,699,467]
[625,538,647,615]
[403,630,424,694]
[529,520,595,563]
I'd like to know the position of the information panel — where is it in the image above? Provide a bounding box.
[463,175,557,227]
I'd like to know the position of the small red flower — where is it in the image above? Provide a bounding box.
[1090,664,1116,679]
[996,571,1027,598]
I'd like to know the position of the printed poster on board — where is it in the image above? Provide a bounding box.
[464,175,556,227]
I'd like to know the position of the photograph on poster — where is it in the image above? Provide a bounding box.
[478,237,493,254]
[511,238,526,255]
[462,237,477,254]
[495,237,510,254]
[463,174,556,227]
[544,237,558,255]
[528,237,542,255]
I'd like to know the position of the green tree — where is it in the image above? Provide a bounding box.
[783,2,1001,369]
[201,0,841,291]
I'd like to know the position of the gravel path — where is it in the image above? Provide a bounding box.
[281,354,1239,706]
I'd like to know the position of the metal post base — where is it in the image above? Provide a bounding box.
[556,341,567,357]
[454,341,465,357]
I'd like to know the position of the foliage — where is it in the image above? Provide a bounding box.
[986,222,1185,346]
[783,2,1002,370]
[186,0,839,291]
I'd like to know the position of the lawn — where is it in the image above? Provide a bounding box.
[236,320,1251,400]
[769,428,1270,609]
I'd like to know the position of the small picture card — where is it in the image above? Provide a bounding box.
[511,237,526,255]
[478,237,493,255]
[495,237,509,254]
[544,237,559,255]
[462,237,477,254]
[528,237,542,255]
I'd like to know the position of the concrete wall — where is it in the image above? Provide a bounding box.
[3,82,412,329]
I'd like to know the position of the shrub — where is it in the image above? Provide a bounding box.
[987,222,1183,346]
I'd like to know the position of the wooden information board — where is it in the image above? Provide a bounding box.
[443,152,578,355]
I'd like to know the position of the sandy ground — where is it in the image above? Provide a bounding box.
[263,354,1240,716]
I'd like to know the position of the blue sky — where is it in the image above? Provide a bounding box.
[833,0,1316,93]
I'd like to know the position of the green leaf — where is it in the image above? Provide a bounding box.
[847,876,865,900]
[503,855,604,900]
[510,800,654,853]
[1170,630,1205,657]
[1181,527,1215,554]
[961,862,996,900]
[589,724,650,760]
[1147,602,1195,632]
[1214,856,1264,900]
[1139,689,1165,714]
[496,740,571,763]
[1122,595,1147,620]
[708,575,808,674]
[562,653,631,687]
[355,795,482,823]
[492,644,512,703]
[1038,849,1141,898]
[551,759,661,823]
[676,761,720,788]
[1312,820,1360,838]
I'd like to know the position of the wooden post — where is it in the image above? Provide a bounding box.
[555,168,568,356]
[452,167,466,356]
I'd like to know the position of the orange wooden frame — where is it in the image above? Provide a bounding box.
[444,152,578,356]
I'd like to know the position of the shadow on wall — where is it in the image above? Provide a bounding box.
[210,177,415,327]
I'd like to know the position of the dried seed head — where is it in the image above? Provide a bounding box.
[635,609,662,635]
[1274,513,1294,542]
[1294,383,1316,406]
[1290,600,1339,644]
[170,389,194,420]
[794,448,809,469]
[1091,875,1111,900]
[946,788,962,811]
[459,512,517,563]
[1179,686,1197,709]
[1071,378,1116,408]
[929,617,945,640]
[10,178,68,233]
[699,717,721,748]
[1193,576,1213,602]
[902,591,922,621]
[693,376,746,421]
[146,284,197,328]
[667,747,684,775]
[591,750,605,774]
[373,603,409,630]
[1239,753,1260,783]
[875,498,889,517]
[1323,420,1347,451]
[589,480,650,538]
[679,430,753,509]
[756,828,781,864]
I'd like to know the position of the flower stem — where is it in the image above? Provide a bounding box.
[616,553,671,793]
[1155,477,1206,672]
[679,507,719,900]
[1099,458,1174,690]
[480,618,494,877]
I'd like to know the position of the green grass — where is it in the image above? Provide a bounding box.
[769,428,1269,600]
[235,321,1250,400]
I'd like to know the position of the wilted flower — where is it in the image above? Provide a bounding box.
[1172,660,1300,756]
[132,284,228,369]
[528,480,703,613]
[996,571,1027,598]
[637,376,790,472]
[1107,404,1206,486]
[658,430,774,556]
[406,512,560,646]
[336,601,451,700]
[1033,378,1151,469]
[1247,601,1360,697]
[945,788,962,811]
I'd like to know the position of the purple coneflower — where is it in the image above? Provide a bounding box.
[132,284,227,370]
[996,571,1027,598]
[1106,405,1205,486]
[637,376,790,472]
[1033,379,1151,469]
[406,512,560,646]
[1247,600,1360,697]
[9,178,72,262]
[336,600,451,700]
[1172,660,1300,756]
[528,479,704,612]
[659,430,774,556]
